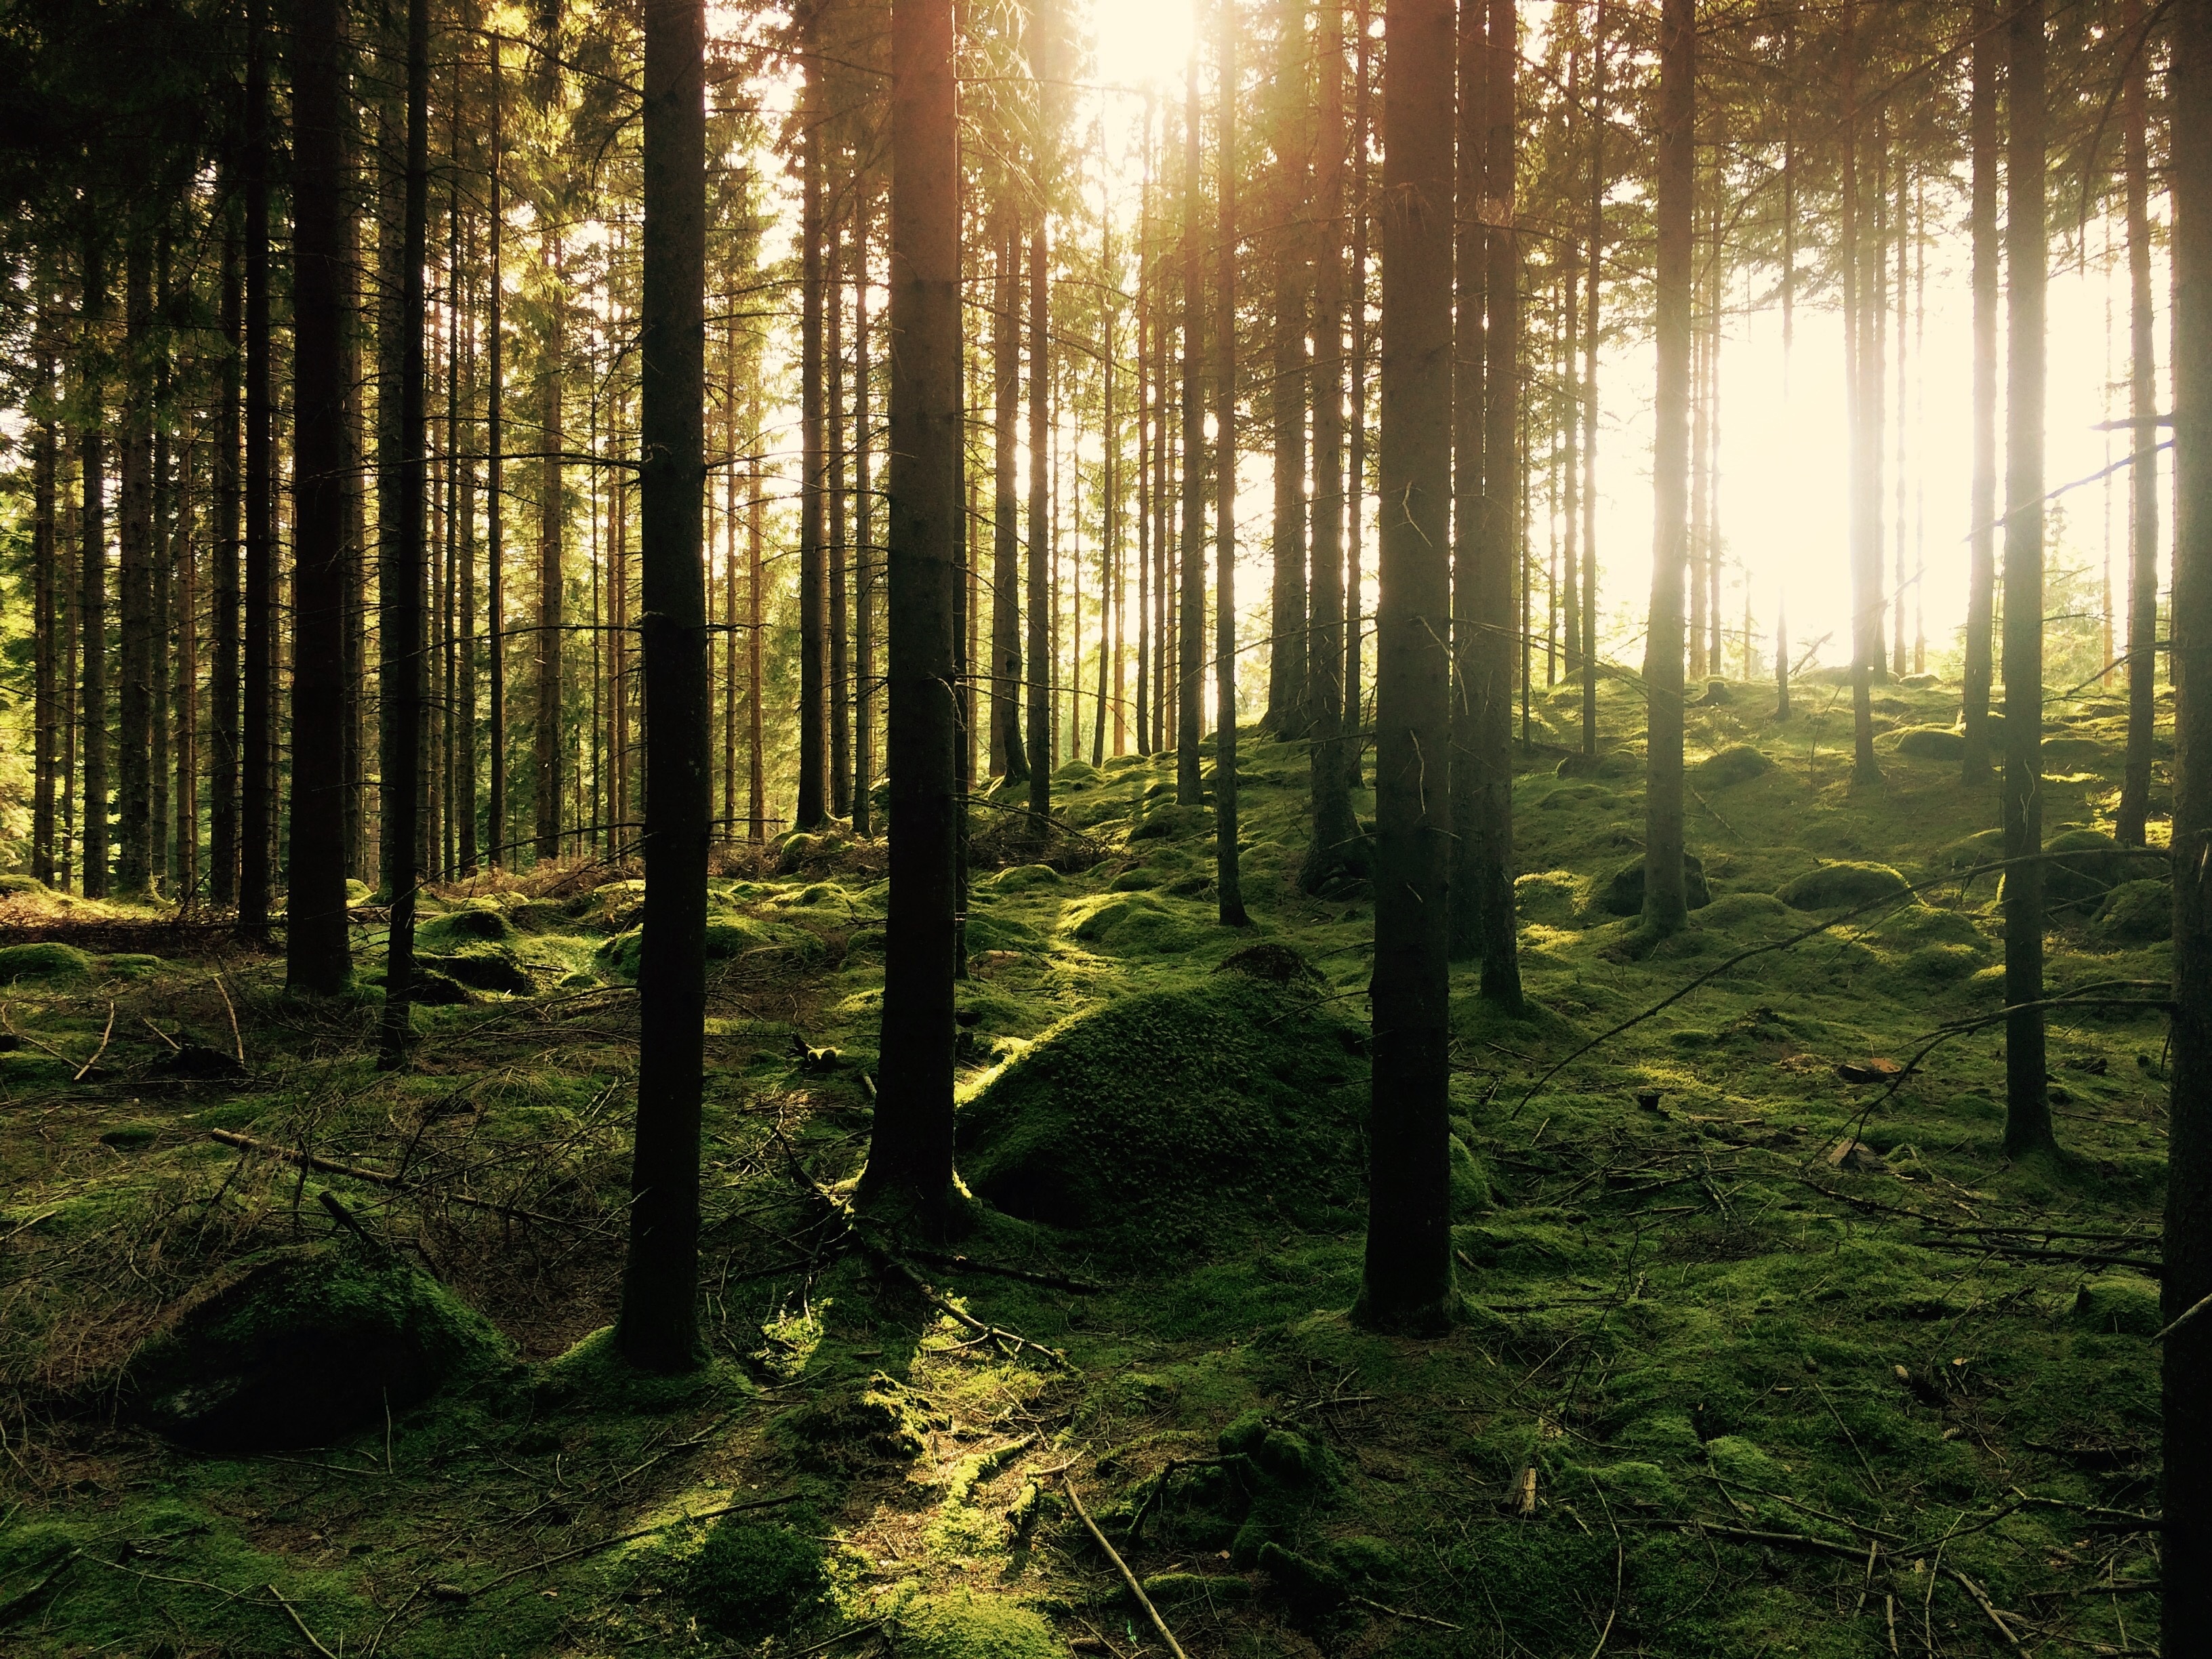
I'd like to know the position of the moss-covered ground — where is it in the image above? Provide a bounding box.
[0,672,2175,1655]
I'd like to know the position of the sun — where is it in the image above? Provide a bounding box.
[1089,0,1200,93]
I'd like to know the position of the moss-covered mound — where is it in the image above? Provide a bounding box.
[0,942,94,983]
[2093,878,2171,944]
[896,1593,1061,1659]
[686,1517,827,1639]
[1599,853,1711,916]
[1893,725,1964,760]
[415,905,520,951]
[1694,745,1770,787]
[124,1243,508,1451]
[954,975,1366,1254]
[2042,827,2129,910]
[1775,861,1910,912]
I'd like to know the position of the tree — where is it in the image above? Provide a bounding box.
[286,0,355,993]
[2116,0,2160,848]
[1176,47,1206,810]
[378,0,430,1069]
[1357,0,1456,1334]
[1265,0,1309,739]
[989,203,1026,784]
[857,0,962,1223]
[1959,0,1999,785]
[78,220,108,901]
[796,7,830,831]
[616,0,710,1372]
[1639,0,1694,945]
[1841,1,1881,789]
[2165,5,2212,1645]
[487,34,508,865]
[1213,0,1249,929]
[241,0,275,927]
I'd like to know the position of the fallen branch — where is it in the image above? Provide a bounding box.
[455,1491,804,1599]
[900,1245,1105,1294]
[266,1582,340,1659]
[1061,1475,1189,1659]
[213,971,246,1068]
[207,1128,583,1231]
[1352,1593,1462,1633]
[71,1002,114,1082]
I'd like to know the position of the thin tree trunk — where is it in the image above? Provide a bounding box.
[1345,0,1371,789]
[2164,3,2212,1649]
[1960,0,1999,783]
[1640,0,1694,941]
[1303,0,1360,895]
[854,194,876,835]
[1027,216,1054,824]
[1267,0,1309,739]
[486,43,507,867]
[1214,0,1248,927]
[1843,2,1881,787]
[212,222,241,906]
[79,224,110,901]
[1177,49,1206,808]
[150,238,173,892]
[33,327,58,888]
[989,204,1025,783]
[287,0,356,991]
[1136,110,1154,759]
[859,0,962,1221]
[1471,0,1523,1004]
[241,0,274,926]
[829,217,851,820]
[750,426,766,841]
[2119,0,2161,847]
[1357,0,1456,1334]
[535,230,565,863]
[617,0,710,1370]
[117,229,153,896]
[796,15,830,831]
[379,0,430,1067]
[177,426,199,899]
[2001,0,2055,1158]
[1448,0,1485,962]
[1581,0,1603,757]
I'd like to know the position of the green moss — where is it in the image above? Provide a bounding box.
[2093,879,2171,943]
[705,919,770,958]
[954,975,1366,1255]
[1892,725,1965,760]
[1141,1571,1254,1607]
[1600,853,1711,916]
[100,952,163,979]
[0,942,93,983]
[2038,827,2131,910]
[989,863,1064,893]
[962,912,1045,954]
[1774,861,1910,911]
[687,1519,827,1638]
[415,903,521,950]
[2071,1276,2163,1337]
[1130,803,1213,842]
[1450,1134,1492,1218]
[897,1593,1062,1659]
[1694,745,1771,787]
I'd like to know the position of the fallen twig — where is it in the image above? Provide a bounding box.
[213,971,246,1068]
[1352,1593,1462,1632]
[457,1491,804,1599]
[207,1128,582,1231]
[1061,1475,1189,1659]
[72,1002,115,1082]
[266,1582,340,1659]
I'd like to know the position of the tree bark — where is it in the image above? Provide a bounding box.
[989,205,1025,783]
[1843,2,1881,788]
[796,12,830,832]
[1345,0,1371,789]
[1026,217,1054,824]
[1581,0,1603,758]
[854,195,876,834]
[2165,5,2212,1649]
[211,220,241,907]
[79,228,110,901]
[1214,0,1248,928]
[1357,0,1456,1333]
[241,0,275,927]
[379,0,431,1068]
[1303,0,1360,895]
[829,216,852,820]
[33,327,57,889]
[487,43,507,865]
[2118,0,2160,847]
[2001,0,2055,1158]
[617,0,710,1370]
[1266,0,1309,739]
[858,0,962,1223]
[1448,0,1485,963]
[535,232,565,863]
[117,228,153,897]
[287,0,356,992]
[1178,49,1207,808]
[1640,0,1694,942]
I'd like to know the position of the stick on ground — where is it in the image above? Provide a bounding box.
[1061,1476,1189,1659]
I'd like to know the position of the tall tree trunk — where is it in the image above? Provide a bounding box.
[749,428,766,841]
[1358,0,1456,1333]
[1027,218,1054,825]
[1267,0,1309,739]
[1303,0,1360,894]
[380,0,431,1067]
[796,15,830,830]
[241,0,275,927]
[1960,0,1999,784]
[288,0,356,991]
[1640,0,1694,941]
[859,0,962,1222]
[2001,0,2055,1158]
[1448,0,1485,962]
[829,218,852,820]
[33,328,57,889]
[536,233,565,862]
[342,171,367,884]
[1214,0,1248,927]
[989,204,1025,782]
[117,229,153,896]
[80,224,110,901]
[1136,113,1154,759]
[617,0,710,1370]
[1841,3,1881,787]
[854,197,876,834]
[1177,49,1207,808]
[1472,0,1523,1004]
[1581,0,1603,758]
[1345,0,1371,788]
[2118,0,2160,848]
[487,46,507,865]
[211,222,241,907]
[177,424,199,898]
[2165,5,2212,1650]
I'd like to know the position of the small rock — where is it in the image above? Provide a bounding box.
[1824,1139,1890,1174]
[1836,1057,1904,1084]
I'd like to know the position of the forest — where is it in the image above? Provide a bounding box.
[0,0,2208,1653]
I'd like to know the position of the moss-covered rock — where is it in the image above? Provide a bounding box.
[1449,1134,1492,1218]
[954,975,1366,1254]
[989,863,1063,893]
[124,1243,508,1451]
[1694,745,1771,787]
[1893,725,1965,760]
[687,1518,827,1639]
[2093,878,2172,944]
[0,942,94,983]
[418,948,533,995]
[1129,803,1213,842]
[2039,827,2130,911]
[2071,1275,2164,1337]
[1775,861,1910,912]
[1599,853,1711,916]
[415,904,520,951]
[782,1373,927,1470]
[962,911,1045,956]
[896,1593,1061,1659]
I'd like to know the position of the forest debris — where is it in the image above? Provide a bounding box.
[1060,1475,1189,1659]
[1836,1059,1904,1084]
[451,1491,805,1600]
[1824,1139,1890,1174]
[1504,1466,1538,1515]
[266,1582,340,1659]
[206,1128,581,1231]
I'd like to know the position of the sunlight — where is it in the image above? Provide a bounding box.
[1090,0,1200,93]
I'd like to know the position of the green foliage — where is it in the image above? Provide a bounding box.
[686,1518,827,1638]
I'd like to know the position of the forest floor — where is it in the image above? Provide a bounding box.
[0,672,2178,1658]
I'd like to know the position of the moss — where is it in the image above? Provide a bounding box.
[1694,745,1771,787]
[962,912,1045,955]
[418,946,534,994]
[1516,869,1582,924]
[1774,861,1910,912]
[1256,1541,1347,1612]
[897,1593,1062,1659]
[2071,1276,2163,1337]
[704,918,770,958]
[97,1120,160,1150]
[1108,866,1164,891]
[1449,1135,1492,1218]
[1892,725,1965,760]
[1697,892,1793,938]
[2035,827,2131,911]
[0,942,94,983]
[782,1373,927,1469]
[1130,803,1214,842]
[595,928,644,981]
[101,952,163,979]
[989,863,1064,893]
[125,1242,510,1450]
[415,903,520,950]
[954,975,1366,1255]
[2093,879,2171,944]
[1599,853,1712,916]
[687,1519,827,1639]
[0,874,49,896]
[1141,1571,1254,1607]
